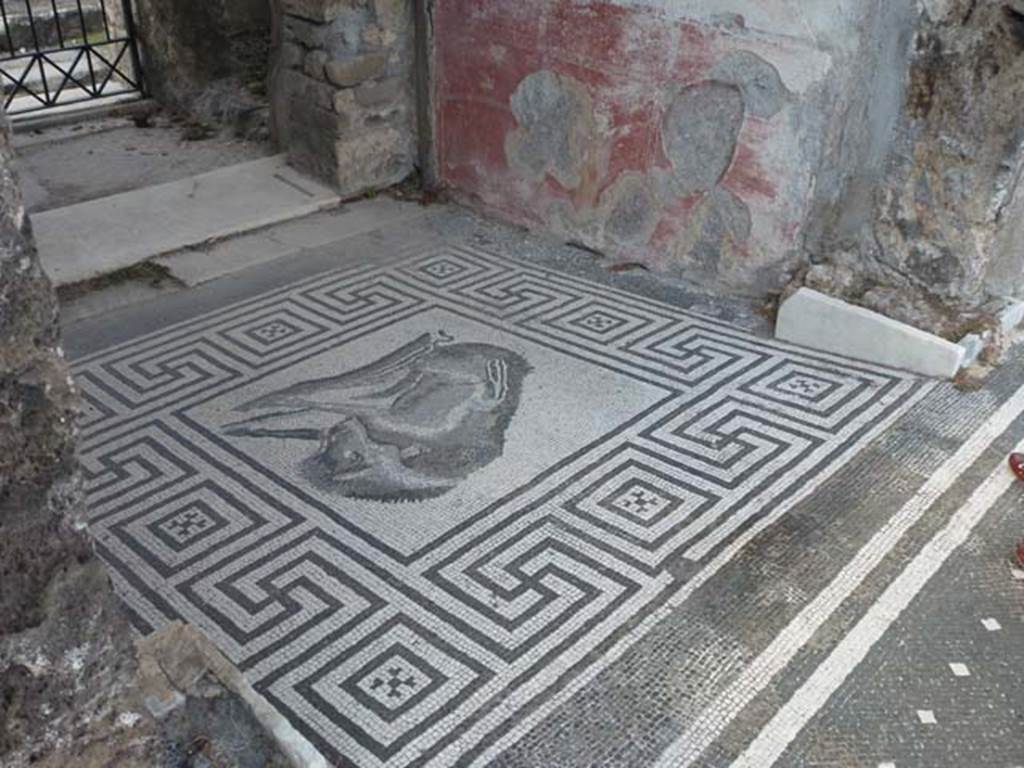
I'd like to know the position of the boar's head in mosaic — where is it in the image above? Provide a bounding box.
[223,332,532,501]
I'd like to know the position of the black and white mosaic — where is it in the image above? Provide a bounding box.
[75,245,923,767]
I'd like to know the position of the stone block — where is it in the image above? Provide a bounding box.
[34,156,342,286]
[283,69,337,112]
[361,22,398,49]
[776,288,966,378]
[957,333,986,368]
[324,52,389,87]
[333,86,357,115]
[373,0,411,31]
[362,104,410,131]
[334,127,415,196]
[320,5,374,59]
[279,41,305,70]
[283,15,327,48]
[282,0,352,23]
[354,76,405,107]
[303,49,328,80]
[288,100,344,185]
[999,300,1024,334]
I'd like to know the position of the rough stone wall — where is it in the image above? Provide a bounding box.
[432,0,905,296]
[0,105,140,763]
[0,107,82,645]
[805,0,1024,339]
[273,0,417,194]
[134,0,273,136]
[0,109,294,767]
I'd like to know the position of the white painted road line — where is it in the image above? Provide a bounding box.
[949,662,970,677]
[982,617,1002,631]
[730,437,1020,767]
[653,382,1024,768]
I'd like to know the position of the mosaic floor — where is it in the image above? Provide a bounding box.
[73,241,931,766]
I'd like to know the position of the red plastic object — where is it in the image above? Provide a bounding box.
[1009,452,1024,483]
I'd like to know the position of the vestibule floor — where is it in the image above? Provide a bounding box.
[64,204,1024,768]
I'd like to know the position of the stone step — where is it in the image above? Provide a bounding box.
[33,154,342,286]
[775,288,966,379]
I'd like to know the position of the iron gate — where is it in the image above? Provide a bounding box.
[0,0,144,116]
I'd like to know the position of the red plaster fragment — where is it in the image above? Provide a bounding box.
[722,144,777,201]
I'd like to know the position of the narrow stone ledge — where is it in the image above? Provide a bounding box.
[776,288,966,378]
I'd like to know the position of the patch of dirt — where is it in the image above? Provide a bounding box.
[56,261,182,304]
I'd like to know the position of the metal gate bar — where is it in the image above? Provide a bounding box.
[0,0,144,116]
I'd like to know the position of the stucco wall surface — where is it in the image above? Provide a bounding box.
[433,0,895,294]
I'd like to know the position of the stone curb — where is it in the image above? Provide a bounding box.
[776,288,965,379]
[137,622,329,768]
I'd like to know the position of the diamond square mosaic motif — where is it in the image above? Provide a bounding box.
[608,481,674,520]
[773,372,835,399]
[74,244,922,767]
[572,310,628,334]
[348,647,444,718]
[245,319,302,345]
[151,500,224,549]
[543,300,652,342]
[404,254,485,286]
[421,259,464,279]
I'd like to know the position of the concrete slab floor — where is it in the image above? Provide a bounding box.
[13,112,271,213]
[62,205,1023,768]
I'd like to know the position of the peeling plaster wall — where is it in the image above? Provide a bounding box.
[432,0,903,295]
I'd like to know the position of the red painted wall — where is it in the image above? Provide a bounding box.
[432,0,822,292]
